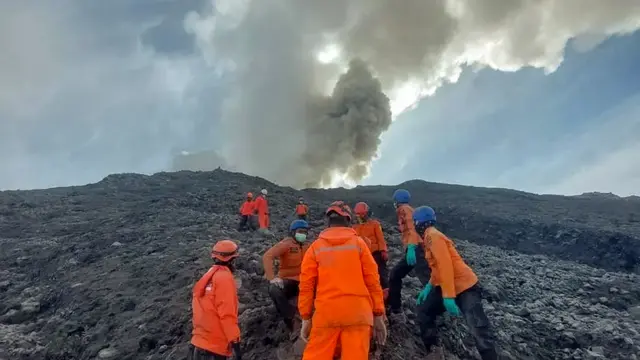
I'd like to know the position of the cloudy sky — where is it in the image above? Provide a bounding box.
[1,0,639,196]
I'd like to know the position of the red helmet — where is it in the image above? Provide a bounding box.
[325,201,353,221]
[353,202,370,216]
[211,240,239,262]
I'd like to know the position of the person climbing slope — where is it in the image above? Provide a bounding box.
[189,240,243,360]
[262,219,311,339]
[388,188,431,320]
[294,197,309,221]
[412,206,498,360]
[352,201,390,303]
[237,193,256,232]
[253,189,270,232]
[298,201,387,360]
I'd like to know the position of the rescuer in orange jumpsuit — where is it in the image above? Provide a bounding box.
[298,201,387,360]
[352,201,390,302]
[253,189,270,230]
[189,240,242,360]
[294,197,309,221]
[237,192,256,232]
[262,219,311,339]
[388,189,431,319]
[413,206,498,360]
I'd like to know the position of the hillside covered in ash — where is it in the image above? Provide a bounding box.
[1,169,639,360]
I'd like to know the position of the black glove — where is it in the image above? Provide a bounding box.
[232,342,242,360]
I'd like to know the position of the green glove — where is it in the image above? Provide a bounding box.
[406,244,417,266]
[443,298,461,316]
[416,283,433,305]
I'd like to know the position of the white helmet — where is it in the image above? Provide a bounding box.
[261,189,268,195]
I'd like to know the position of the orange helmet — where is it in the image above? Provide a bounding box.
[211,240,239,262]
[353,202,370,216]
[247,192,253,198]
[325,200,353,221]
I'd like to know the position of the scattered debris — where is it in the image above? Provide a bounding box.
[0,169,639,359]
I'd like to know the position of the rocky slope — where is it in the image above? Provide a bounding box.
[0,169,639,360]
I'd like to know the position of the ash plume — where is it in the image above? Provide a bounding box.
[184,0,640,188]
[299,59,392,188]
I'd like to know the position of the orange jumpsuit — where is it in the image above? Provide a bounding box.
[295,203,309,219]
[262,237,310,281]
[353,218,389,292]
[239,200,255,216]
[352,219,387,253]
[298,227,385,360]
[396,204,421,248]
[191,265,240,357]
[423,227,478,297]
[254,195,270,229]
[388,204,430,312]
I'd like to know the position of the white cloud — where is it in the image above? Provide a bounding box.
[547,142,640,196]
[184,0,640,188]
[0,1,202,190]
[367,62,640,196]
[541,94,640,196]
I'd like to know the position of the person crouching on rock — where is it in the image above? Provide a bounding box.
[189,240,242,360]
[237,192,256,232]
[352,201,390,305]
[388,189,431,321]
[298,201,387,360]
[262,219,311,339]
[412,206,499,360]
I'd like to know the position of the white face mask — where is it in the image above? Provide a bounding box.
[294,233,307,242]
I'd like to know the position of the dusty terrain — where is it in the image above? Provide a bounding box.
[1,169,639,360]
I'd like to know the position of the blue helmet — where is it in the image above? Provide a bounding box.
[392,189,411,204]
[413,206,436,225]
[290,219,310,232]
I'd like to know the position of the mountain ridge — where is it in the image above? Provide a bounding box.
[1,169,639,359]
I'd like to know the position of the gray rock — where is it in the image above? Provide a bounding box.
[97,347,119,359]
[584,350,605,359]
[590,346,605,355]
[20,300,41,314]
[1,169,639,360]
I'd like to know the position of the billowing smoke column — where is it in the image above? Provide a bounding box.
[185,0,393,188]
[298,59,391,188]
[184,0,640,188]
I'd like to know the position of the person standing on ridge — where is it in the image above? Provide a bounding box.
[262,219,311,340]
[254,189,270,232]
[189,240,243,360]
[388,189,431,320]
[352,201,390,304]
[298,201,387,359]
[237,193,256,232]
[412,206,498,360]
[294,197,309,221]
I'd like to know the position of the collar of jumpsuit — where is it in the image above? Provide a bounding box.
[316,226,360,247]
